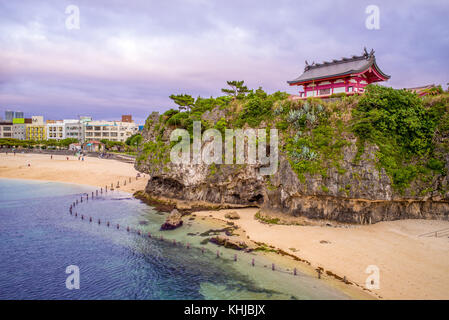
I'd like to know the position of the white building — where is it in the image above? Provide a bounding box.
[46,120,65,140]
[65,120,84,142]
[84,117,138,142]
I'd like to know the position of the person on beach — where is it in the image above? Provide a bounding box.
[51,155,53,160]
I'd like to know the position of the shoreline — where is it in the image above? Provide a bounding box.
[1,153,448,300]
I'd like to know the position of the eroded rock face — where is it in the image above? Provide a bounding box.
[160,209,183,230]
[136,108,449,225]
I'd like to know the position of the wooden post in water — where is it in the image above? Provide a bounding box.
[234,254,237,262]
[251,258,255,267]
[294,268,297,276]
[272,263,275,271]
[216,250,220,258]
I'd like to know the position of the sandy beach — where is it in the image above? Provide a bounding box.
[194,208,449,300]
[1,152,448,300]
[0,152,148,194]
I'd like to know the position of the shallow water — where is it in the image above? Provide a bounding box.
[0,178,349,300]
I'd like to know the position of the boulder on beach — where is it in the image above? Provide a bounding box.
[224,211,240,220]
[209,236,248,251]
[160,209,183,230]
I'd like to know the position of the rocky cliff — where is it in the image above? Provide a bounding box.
[135,87,449,224]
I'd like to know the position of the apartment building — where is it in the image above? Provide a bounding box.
[4,110,23,121]
[26,116,46,141]
[0,122,13,138]
[65,120,84,142]
[84,115,138,142]
[46,120,65,140]
[12,118,27,140]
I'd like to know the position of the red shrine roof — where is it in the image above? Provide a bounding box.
[287,48,390,85]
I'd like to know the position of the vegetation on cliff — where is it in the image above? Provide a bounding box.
[137,81,449,197]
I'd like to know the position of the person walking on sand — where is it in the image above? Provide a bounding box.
[51,155,53,160]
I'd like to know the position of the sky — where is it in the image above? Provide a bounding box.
[0,0,448,124]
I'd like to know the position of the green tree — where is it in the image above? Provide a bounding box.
[126,134,143,148]
[221,80,250,99]
[169,94,195,112]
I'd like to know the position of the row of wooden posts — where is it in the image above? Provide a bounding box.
[68,175,333,281]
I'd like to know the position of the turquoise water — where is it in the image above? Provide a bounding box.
[0,178,349,300]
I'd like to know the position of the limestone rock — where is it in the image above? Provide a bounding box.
[160,209,183,230]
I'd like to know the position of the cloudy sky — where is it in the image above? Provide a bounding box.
[0,0,448,123]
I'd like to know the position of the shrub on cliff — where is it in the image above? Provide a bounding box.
[352,85,446,191]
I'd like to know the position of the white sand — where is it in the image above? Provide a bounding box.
[0,152,148,194]
[194,208,449,300]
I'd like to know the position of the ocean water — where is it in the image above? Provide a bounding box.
[0,178,349,300]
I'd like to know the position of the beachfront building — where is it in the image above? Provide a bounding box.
[26,116,46,141]
[46,120,65,141]
[65,119,84,143]
[12,118,27,140]
[287,48,390,99]
[0,122,13,138]
[83,115,138,142]
[82,140,105,152]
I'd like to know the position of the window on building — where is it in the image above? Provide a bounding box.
[319,88,330,95]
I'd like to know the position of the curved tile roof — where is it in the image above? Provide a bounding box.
[287,50,390,84]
